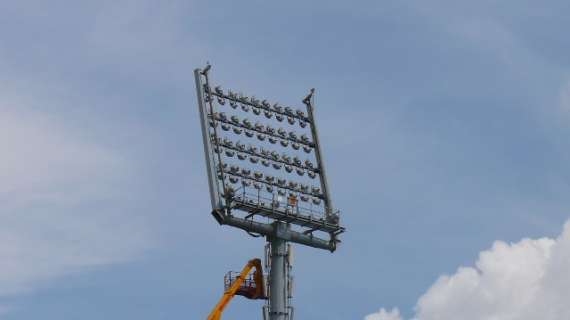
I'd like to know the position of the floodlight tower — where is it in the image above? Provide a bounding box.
[195,64,345,320]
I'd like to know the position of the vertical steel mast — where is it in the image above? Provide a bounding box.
[195,64,345,319]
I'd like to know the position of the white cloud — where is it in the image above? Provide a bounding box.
[0,107,151,299]
[365,308,403,320]
[366,220,570,320]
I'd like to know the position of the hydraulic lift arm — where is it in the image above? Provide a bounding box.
[207,258,266,320]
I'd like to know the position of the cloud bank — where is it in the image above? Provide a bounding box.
[366,220,570,320]
[0,107,151,302]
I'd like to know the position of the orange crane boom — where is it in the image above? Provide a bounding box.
[207,258,266,320]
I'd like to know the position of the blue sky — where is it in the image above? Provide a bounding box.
[1,1,570,319]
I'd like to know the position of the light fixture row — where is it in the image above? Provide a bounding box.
[211,137,319,177]
[210,122,313,153]
[217,164,324,199]
[206,85,311,126]
[210,112,313,151]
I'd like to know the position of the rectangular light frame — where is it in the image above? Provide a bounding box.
[195,65,344,251]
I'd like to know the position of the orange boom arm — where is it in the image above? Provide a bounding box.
[207,258,266,320]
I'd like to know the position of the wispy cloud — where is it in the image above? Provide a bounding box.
[0,105,152,303]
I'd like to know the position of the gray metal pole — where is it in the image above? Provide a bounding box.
[269,223,289,320]
[194,69,221,210]
[303,89,334,220]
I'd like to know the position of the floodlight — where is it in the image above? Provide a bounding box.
[195,65,345,320]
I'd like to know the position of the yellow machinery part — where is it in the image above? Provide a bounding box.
[207,258,265,320]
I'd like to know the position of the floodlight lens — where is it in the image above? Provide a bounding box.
[250,96,260,106]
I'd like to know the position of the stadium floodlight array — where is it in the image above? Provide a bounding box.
[195,64,344,251]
